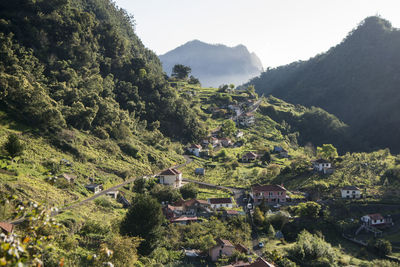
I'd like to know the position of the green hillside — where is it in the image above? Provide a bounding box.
[0,0,204,141]
[246,16,400,153]
[2,1,400,266]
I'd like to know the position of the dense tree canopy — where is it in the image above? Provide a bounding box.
[247,16,400,152]
[0,0,205,142]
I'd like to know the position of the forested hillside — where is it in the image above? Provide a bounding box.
[160,40,263,87]
[0,0,205,142]
[246,16,400,152]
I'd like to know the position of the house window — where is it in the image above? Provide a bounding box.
[347,191,349,194]
[269,192,273,196]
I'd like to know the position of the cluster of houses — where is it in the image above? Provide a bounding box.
[187,137,235,157]
[162,197,237,225]
[210,99,257,128]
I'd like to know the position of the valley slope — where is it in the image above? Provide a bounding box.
[246,16,400,152]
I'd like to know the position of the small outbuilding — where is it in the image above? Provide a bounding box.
[85,184,103,194]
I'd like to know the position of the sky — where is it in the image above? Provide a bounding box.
[114,0,400,68]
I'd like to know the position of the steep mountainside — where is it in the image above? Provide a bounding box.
[160,40,263,87]
[0,0,205,141]
[246,16,400,152]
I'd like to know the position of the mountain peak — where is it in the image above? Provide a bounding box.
[160,40,263,87]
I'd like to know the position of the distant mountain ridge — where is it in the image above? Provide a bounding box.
[159,40,263,87]
[246,16,400,152]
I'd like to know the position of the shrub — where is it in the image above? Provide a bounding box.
[118,142,140,158]
[4,133,24,158]
[287,230,337,266]
[180,183,198,199]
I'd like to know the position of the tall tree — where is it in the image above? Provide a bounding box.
[172,64,191,79]
[120,194,164,255]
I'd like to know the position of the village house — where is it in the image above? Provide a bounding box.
[341,186,361,199]
[175,198,210,216]
[62,173,76,183]
[313,159,333,174]
[85,183,103,194]
[0,222,14,235]
[361,213,393,227]
[239,112,255,127]
[209,238,235,262]
[163,199,211,220]
[242,152,258,162]
[273,146,283,153]
[208,197,233,209]
[195,168,205,176]
[158,168,183,188]
[251,184,287,204]
[163,204,184,219]
[188,144,202,157]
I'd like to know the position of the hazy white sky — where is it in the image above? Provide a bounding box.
[114,0,400,68]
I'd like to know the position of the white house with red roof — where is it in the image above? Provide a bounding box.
[188,144,202,157]
[361,213,388,226]
[159,168,182,188]
[251,184,287,204]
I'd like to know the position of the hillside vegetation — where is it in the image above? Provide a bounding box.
[0,0,205,142]
[2,1,400,266]
[246,16,400,152]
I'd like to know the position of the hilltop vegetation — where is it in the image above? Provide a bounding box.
[246,16,400,152]
[0,0,205,142]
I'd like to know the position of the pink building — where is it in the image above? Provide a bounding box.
[251,184,287,204]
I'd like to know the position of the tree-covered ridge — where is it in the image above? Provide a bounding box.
[0,0,205,141]
[246,16,400,152]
